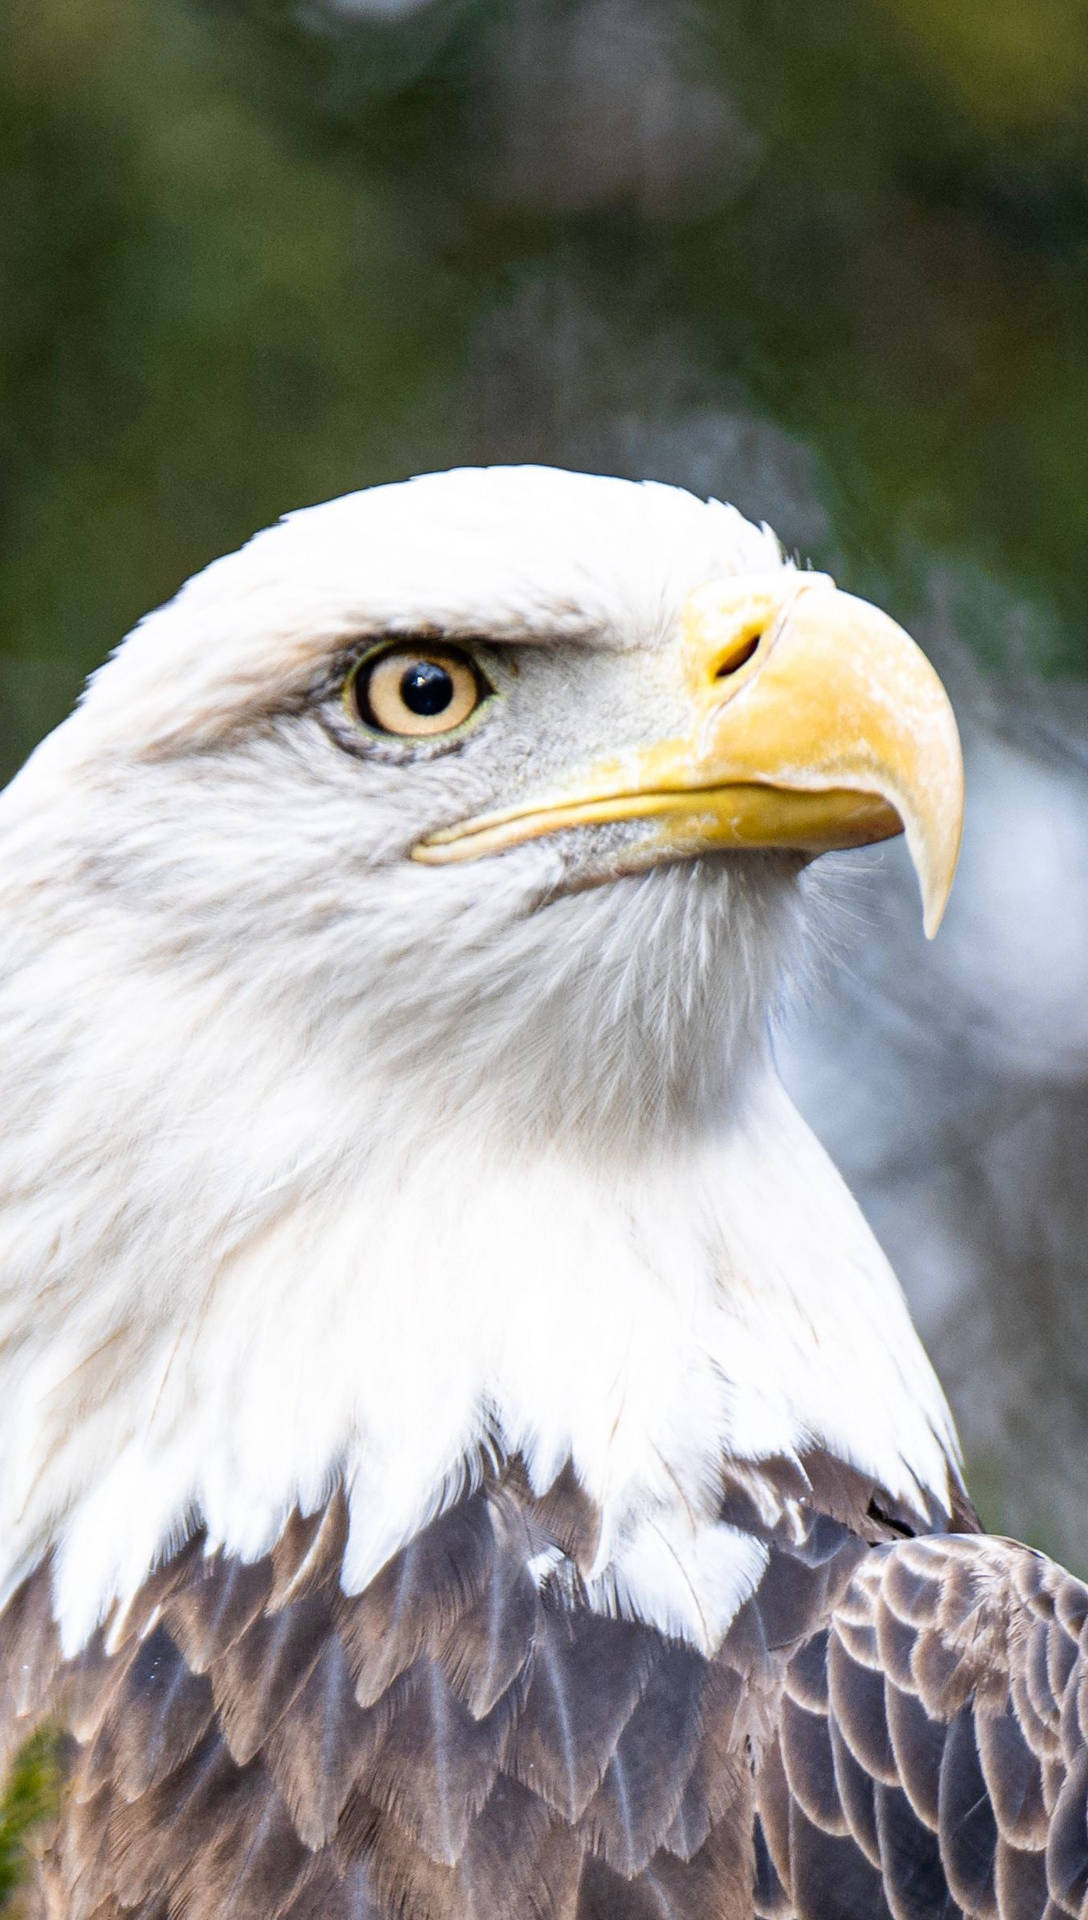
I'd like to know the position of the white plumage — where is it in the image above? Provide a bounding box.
[0,466,959,1662]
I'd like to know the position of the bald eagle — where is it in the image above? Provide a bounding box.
[0,468,1082,1920]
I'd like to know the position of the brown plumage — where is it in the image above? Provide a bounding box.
[5,1452,1086,1920]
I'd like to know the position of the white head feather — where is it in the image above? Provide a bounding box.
[0,467,961,1653]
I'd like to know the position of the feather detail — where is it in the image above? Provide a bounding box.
[6,1456,1087,1920]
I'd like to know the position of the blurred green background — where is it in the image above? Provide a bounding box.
[4,0,1088,772]
[3,0,1088,1566]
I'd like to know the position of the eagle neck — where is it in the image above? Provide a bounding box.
[1,1051,962,1657]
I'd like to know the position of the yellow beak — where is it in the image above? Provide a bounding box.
[414,576,964,937]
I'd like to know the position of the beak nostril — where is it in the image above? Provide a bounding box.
[715,632,762,679]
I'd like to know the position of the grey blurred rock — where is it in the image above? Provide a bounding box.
[779,580,1088,1571]
[481,0,759,217]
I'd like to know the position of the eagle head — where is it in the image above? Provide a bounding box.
[23,465,959,1141]
[0,466,965,1649]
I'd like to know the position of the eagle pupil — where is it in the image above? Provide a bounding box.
[401,661,454,716]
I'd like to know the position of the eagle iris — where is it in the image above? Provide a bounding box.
[353,644,483,738]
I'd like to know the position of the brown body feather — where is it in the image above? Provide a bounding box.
[3,1459,1086,1920]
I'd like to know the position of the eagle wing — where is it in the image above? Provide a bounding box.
[756,1531,1088,1920]
[2,1481,1086,1919]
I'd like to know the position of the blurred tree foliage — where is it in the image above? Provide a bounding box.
[0,1729,60,1906]
[1,0,1087,776]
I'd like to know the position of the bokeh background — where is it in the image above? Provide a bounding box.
[3,0,1087,1565]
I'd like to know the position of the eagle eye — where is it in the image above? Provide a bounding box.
[350,644,488,739]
